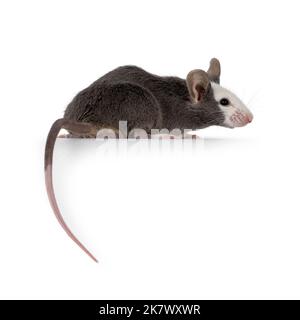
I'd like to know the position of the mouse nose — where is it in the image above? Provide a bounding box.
[247,114,253,123]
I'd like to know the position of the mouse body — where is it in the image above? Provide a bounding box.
[64,60,252,135]
[45,58,253,262]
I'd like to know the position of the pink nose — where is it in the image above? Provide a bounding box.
[247,114,253,123]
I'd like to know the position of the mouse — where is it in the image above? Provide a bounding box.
[45,58,253,262]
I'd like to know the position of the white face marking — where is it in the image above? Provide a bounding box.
[211,82,253,128]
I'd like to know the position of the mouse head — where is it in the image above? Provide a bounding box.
[186,58,253,128]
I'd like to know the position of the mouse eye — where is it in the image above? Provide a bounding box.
[220,98,230,106]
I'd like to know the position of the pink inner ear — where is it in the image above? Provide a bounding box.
[194,84,205,102]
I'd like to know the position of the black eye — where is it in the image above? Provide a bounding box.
[220,98,230,106]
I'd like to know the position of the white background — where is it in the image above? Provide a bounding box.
[0,0,299,299]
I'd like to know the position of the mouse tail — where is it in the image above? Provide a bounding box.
[44,118,98,263]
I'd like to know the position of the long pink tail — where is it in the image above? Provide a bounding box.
[44,118,98,263]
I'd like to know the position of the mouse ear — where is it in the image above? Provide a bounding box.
[207,58,221,84]
[186,70,210,103]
